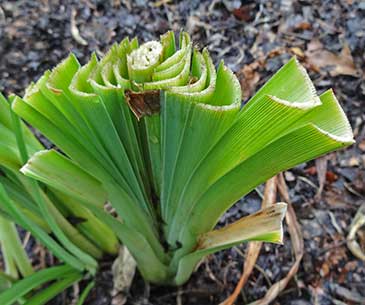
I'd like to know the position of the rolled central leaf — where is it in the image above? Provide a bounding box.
[127,41,163,83]
[13,31,354,285]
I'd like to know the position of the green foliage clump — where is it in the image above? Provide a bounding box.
[0,31,353,290]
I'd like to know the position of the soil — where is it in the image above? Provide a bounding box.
[0,1,364,304]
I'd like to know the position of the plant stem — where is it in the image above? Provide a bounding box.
[0,215,33,278]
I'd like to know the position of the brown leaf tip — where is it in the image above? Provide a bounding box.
[124,90,161,120]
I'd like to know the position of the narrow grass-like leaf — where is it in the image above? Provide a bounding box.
[76,281,95,305]
[0,265,79,305]
[23,272,82,305]
[0,215,33,278]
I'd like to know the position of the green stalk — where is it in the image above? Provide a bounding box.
[51,190,119,255]
[19,150,171,282]
[0,264,79,305]
[0,270,13,294]
[143,114,162,196]
[0,270,16,283]
[0,215,33,277]
[23,272,82,305]
[0,184,85,271]
[76,281,95,305]
[0,217,18,278]
[42,193,102,258]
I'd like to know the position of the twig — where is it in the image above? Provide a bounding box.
[156,288,212,301]
[22,231,31,248]
[328,211,343,235]
[70,8,88,46]
[70,282,80,305]
[254,264,273,287]
[176,286,183,305]
[204,258,224,288]
[315,156,328,199]
[347,203,365,261]
[297,176,319,190]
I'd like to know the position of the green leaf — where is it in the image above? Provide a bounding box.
[19,151,170,281]
[0,265,79,305]
[163,61,241,241]
[177,89,354,252]
[76,281,95,305]
[21,150,107,208]
[23,272,82,305]
[10,99,100,270]
[0,215,33,278]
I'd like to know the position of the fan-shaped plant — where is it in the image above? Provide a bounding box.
[10,31,353,285]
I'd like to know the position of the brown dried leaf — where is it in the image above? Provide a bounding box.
[305,39,360,77]
[290,47,305,59]
[219,176,277,305]
[315,156,328,198]
[124,90,160,120]
[232,4,256,22]
[111,246,137,305]
[237,61,262,101]
[248,173,304,305]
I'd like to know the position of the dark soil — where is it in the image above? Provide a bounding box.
[1,1,365,304]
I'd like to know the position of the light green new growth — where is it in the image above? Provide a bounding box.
[7,31,353,285]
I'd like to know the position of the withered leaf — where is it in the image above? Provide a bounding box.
[305,39,360,77]
[124,90,161,120]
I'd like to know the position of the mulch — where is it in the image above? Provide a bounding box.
[0,1,364,304]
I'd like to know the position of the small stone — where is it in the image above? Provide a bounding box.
[285,170,296,182]
[358,140,365,152]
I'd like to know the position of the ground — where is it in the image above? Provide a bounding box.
[0,1,364,304]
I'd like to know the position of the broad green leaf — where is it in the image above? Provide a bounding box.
[164,62,241,241]
[176,90,354,253]
[21,150,107,208]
